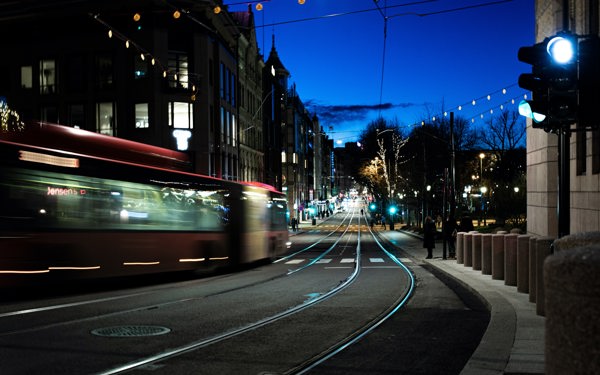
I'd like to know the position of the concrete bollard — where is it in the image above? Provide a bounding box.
[553,231,600,252]
[481,233,492,275]
[517,235,530,293]
[544,242,600,375]
[504,234,518,286]
[491,234,505,280]
[464,232,473,267]
[529,236,537,303]
[472,233,482,271]
[535,237,554,316]
[456,232,465,264]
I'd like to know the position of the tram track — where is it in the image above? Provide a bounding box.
[0,204,415,374]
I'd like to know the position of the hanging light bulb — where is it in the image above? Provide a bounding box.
[298,0,306,4]
[502,88,507,94]
[133,13,141,22]
[108,29,113,38]
[255,3,263,11]
[213,6,221,14]
[472,100,476,105]
[163,71,167,78]
[173,10,181,19]
[151,58,155,66]
[487,95,491,100]
[140,53,145,61]
[458,105,462,111]
[174,73,178,81]
[125,40,130,48]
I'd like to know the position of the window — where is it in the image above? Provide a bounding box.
[135,103,149,128]
[20,66,32,89]
[41,106,58,123]
[168,52,188,89]
[96,56,113,89]
[168,101,193,129]
[68,104,85,128]
[39,60,56,94]
[97,102,115,136]
[65,57,85,93]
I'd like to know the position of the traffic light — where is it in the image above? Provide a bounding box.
[518,39,550,126]
[578,35,600,129]
[546,34,578,125]
[518,33,578,130]
[388,206,397,215]
[369,203,377,211]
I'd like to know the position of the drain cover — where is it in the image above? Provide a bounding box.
[91,325,171,337]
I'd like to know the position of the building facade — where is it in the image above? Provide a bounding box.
[0,0,335,222]
[528,1,599,237]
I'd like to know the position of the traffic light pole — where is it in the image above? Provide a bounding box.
[558,128,570,237]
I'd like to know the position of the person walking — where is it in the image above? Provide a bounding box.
[444,215,458,259]
[381,215,386,230]
[423,216,437,259]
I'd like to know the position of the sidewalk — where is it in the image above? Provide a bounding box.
[379,229,545,375]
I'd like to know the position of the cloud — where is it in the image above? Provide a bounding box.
[304,100,417,125]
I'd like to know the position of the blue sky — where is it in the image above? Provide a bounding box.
[231,0,535,143]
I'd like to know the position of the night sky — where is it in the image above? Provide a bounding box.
[230,0,535,144]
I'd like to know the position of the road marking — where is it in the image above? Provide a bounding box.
[285,259,304,264]
[398,258,413,263]
[369,258,384,263]
[316,259,332,264]
[340,258,355,263]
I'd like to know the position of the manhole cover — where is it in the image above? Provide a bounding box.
[91,325,171,337]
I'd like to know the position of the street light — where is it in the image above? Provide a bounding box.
[480,186,488,226]
[479,152,485,182]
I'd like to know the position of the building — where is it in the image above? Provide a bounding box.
[0,1,335,220]
[527,1,599,237]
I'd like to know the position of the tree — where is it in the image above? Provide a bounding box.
[0,100,25,133]
[357,117,408,203]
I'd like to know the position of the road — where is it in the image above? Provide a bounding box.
[0,204,488,374]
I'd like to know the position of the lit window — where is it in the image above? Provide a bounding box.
[39,60,56,94]
[135,103,149,128]
[20,66,32,89]
[97,102,115,136]
[168,52,188,89]
[168,101,193,129]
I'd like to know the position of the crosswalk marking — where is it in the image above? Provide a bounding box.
[285,257,411,265]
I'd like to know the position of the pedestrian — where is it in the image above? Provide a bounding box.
[444,215,458,259]
[381,215,386,230]
[291,217,297,232]
[423,216,436,259]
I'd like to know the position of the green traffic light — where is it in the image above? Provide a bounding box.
[388,206,397,215]
[369,203,376,211]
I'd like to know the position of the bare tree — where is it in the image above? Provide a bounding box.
[479,109,525,153]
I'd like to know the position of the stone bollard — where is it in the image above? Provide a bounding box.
[491,233,505,280]
[553,231,600,252]
[456,232,465,264]
[517,235,530,293]
[464,232,473,267]
[535,237,554,316]
[545,242,600,375]
[504,234,518,286]
[481,233,492,275]
[529,236,537,303]
[472,233,482,271]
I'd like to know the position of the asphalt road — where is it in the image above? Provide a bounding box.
[0,209,489,374]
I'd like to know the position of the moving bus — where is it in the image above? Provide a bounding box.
[0,122,288,285]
